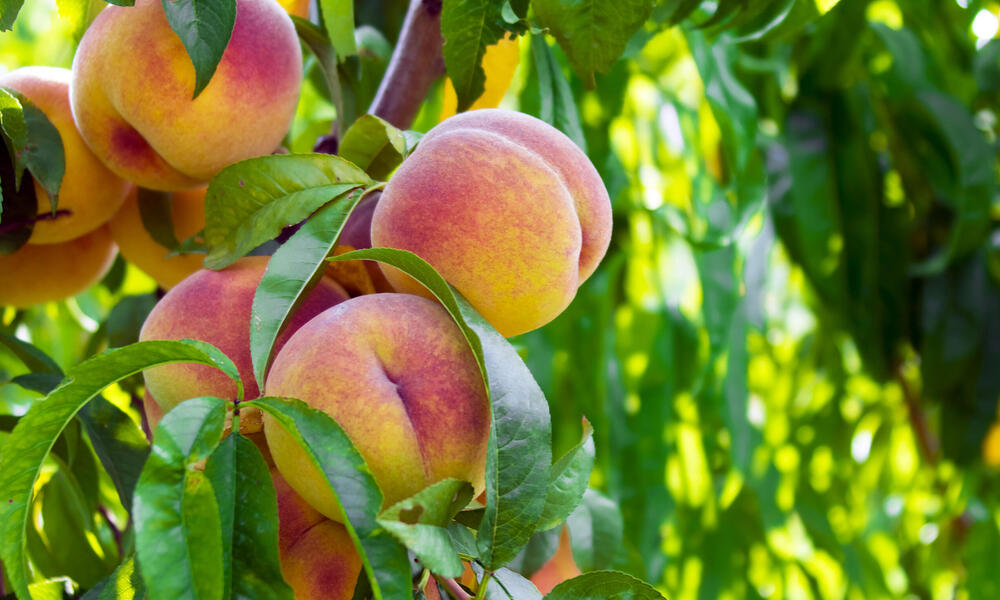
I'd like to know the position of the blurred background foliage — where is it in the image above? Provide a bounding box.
[3,0,1000,598]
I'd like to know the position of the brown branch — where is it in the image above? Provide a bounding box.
[368,0,445,130]
[0,209,72,235]
[895,365,940,464]
[434,576,473,600]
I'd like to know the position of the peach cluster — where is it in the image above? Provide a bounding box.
[1,0,304,306]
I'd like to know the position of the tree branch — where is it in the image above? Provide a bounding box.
[435,576,473,600]
[0,209,72,235]
[368,0,445,129]
[895,365,940,464]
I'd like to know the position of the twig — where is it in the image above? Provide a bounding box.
[132,392,152,443]
[435,576,473,600]
[98,504,123,559]
[472,571,491,600]
[368,0,445,129]
[895,364,940,464]
[0,209,72,235]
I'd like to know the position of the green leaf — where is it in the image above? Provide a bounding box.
[245,396,412,600]
[105,294,158,349]
[0,339,239,600]
[293,17,350,135]
[249,187,365,390]
[81,556,145,600]
[523,34,587,152]
[377,479,474,577]
[0,87,27,191]
[21,100,64,210]
[470,564,543,600]
[329,248,552,569]
[338,114,409,180]
[203,153,371,269]
[440,1,516,112]
[77,395,150,513]
[0,0,25,31]
[506,528,560,579]
[229,434,294,600]
[137,189,181,251]
[0,332,61,375]
[205,434,236,600]
[161,0,238,98]
[8,372,62,395]
[566,489,623,572]
[536,419,594,531]
[533,0,653,86]
[320,0,357,60]
[545,571,666,599]
[134,396,228,600]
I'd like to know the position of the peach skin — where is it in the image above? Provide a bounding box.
[0,225,116,308]
[263,293,490,522]
[530,527,581,594]
[109,186,207,289]
[138,256,350,432]
[370,109,611,337]
[272,468,362,599]
[0,67,130,244]
[70,0,302,190]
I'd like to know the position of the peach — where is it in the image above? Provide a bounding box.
[263,293,490,521]
[0,225,116,308]
[70,0,302,190]
[530,527,581,594]
[370,109,611,337]
[0,67,130,244]
[272,467,361,600]
[108,186,207,289]
[138,257,350,430]
[277,0,310,18]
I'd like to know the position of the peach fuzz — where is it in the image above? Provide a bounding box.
[0,67,130,244]
[109,186,207,289]
[272,468,362,599]
[70,0,302,190]
[0,225,116,308]
[263,293,490,522]
[370,109,611,337]
[138,256,350,432]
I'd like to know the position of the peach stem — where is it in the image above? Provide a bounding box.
[435,576,473,600]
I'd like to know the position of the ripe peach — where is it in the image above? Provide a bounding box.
[272,467,361,600]
[263,293,490,521]
[0,225,116,308]
[138,257,350,430]
[530,527,581,594]
[70,0,302,190]
[0,67,130,244]
[108,187,207,289]
[370,109,611,337]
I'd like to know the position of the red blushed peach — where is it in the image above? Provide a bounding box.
[70,0,302,190]
[0,225,116,308]
[0,67,130,244]
[370,109,612,338]
[108,186,207,289]
[138,257,350,432]
[263,293,490,522]
[272,467,361,600]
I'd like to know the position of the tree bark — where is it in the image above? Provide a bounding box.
[368,0,445,129]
